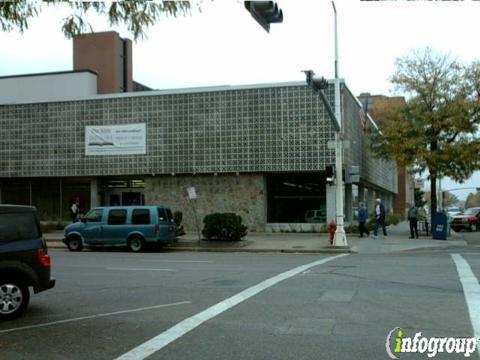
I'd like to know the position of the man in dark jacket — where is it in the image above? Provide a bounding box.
[358,203,370,238]
[408,204,419,239]
[374,198,387,238]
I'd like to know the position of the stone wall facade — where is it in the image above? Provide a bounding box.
[145,173,266,232]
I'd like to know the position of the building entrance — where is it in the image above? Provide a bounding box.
[101,178,145,206]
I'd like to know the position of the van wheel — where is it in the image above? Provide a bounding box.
[0,279,30,320]
[67,235,83,251]
[128,236,144,252]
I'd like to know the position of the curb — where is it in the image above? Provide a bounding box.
[164,247,352,254]
[45,241,351,254]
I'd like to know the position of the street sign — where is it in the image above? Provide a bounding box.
[187,187,197,200]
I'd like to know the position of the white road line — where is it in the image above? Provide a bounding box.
[0,301,191,335]
[141,260,214,263]
[116,254,349,360]
[451,254,480,343]
[106,268,177,272]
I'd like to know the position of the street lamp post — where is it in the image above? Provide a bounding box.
[332,1,347,246]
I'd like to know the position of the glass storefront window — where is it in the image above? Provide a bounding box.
[267,173,326,223]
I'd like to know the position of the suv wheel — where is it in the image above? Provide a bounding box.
[0,280,30,319]
[66,235,83,251]
[128,236,144,252]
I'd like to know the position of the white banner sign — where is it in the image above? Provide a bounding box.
[85,124,146,156]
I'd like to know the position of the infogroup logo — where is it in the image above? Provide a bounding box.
[385,327,478,359]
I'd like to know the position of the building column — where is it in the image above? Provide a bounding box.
[366,188,375,217]
[358,184,365,205]
[386,194,393,215]
[326,184,337,224]
[90,178,100,209]
[345,184,353,223]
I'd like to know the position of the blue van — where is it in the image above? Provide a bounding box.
[63,206,176,252]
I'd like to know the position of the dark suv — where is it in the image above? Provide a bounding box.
[0,205,55,319]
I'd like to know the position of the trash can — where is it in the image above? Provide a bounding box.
[432,212,448,240]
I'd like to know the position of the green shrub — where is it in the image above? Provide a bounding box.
[344,224,358,234]
[173,211,186,236]
[40,220,67,233]
[386,214,400,226]
[202,213,248,241]
[56,221,67,230]
[41,222,56,233]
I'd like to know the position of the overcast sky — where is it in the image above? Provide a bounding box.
[0,0,479,201]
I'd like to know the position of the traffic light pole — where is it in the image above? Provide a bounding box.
[332,1,347,246]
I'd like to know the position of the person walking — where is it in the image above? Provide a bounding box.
[408,204,419,239]
[373,198,387,238]
[417,207,429,236]
[358,202,370,238]
[71,198,80,222]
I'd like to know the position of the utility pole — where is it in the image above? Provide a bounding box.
[245,1,347,246]
[302,2,347,247]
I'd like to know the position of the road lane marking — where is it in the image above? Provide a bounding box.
[451,254,480,344]
[141,260,214,263]
[116,254,349,360]
[0,301,191,334]
[106,268,176,272]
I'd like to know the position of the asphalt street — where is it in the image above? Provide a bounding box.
[1,234,480,360]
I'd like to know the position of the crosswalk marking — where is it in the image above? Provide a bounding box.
[451,253,480,358]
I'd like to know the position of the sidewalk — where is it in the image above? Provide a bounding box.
[44,221,466,254]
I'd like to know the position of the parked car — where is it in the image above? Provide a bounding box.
[0,205,55,319]
[446,207,462,218]
[305,209,326,223]
[63,206,176,252]
[450,207,480,232]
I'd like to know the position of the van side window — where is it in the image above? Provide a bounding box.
[108,209,127,225]
[85,209,103,222]
[166,209,173,222]
[132,209,150,225]
[157,208,167,221]
[157,208,173,222]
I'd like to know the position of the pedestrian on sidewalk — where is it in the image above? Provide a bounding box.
[358,202,370,238]
[373,198,387,238]
[408,204,419,239]
[71,198,80,222]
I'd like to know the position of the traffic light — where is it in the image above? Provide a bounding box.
[302,70,339,131]
[244,1,283,33]
[326,165,335,184]
[302,70,329,92]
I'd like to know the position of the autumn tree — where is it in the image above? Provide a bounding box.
[0,1,201,40]
[465,192,480,208]
[441,191,460,209]
[369,48,480,216]
[414,188,426,208]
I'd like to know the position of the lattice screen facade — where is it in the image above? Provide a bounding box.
[0,84,336,177]
[0,82,396,193]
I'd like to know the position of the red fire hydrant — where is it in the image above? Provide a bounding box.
[327,220,337,245]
